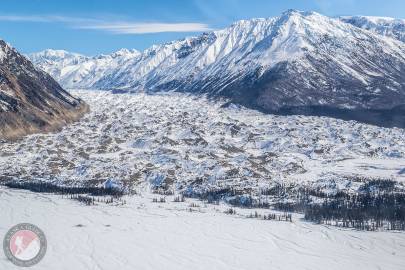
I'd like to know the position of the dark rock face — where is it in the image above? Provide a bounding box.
[252,56,405,128]
[0,40,88,140]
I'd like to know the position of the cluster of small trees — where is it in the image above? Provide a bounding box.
[173,195,185,202]
[6,181,126,205]
[72,194,94,205]
[185,187,245,204]
[303,192,405,231]
[5,181,125,196]
[189,202,199,208]
[223,208,293,222]
[152,197,166,203]
[224,208,237,214]
[63,193,126,206]
[270,180,405,231]
[247,211,292,222]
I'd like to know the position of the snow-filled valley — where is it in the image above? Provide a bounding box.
[1,187,405,270]
[1,90,405,196]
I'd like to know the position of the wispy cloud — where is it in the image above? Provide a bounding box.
[0,14,212,34]
[0,15,51,22]
[78,22,212,34]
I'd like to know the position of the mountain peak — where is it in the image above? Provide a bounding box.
[281,9,302,17]
[43,49,79,56]
[280,9,320,19]
[110,48,140,58]
[29,49,86,63]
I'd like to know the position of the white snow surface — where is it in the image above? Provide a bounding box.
[1,187,405,270]
[1,90,404,196]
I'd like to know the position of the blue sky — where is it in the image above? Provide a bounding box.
[0,0,404,55]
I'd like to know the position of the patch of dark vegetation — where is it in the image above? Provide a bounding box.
[73,194,95,205]
[184,184,295,208]
[4,181,127,206]
[302,192,405,231]
[152,197,166,203]
[224,208,237,215]
[173,195,185,202]
[184,187,246,205]
[358,179,396,193]
[69,194,126,206]
[5,181,125,196]
[189,202,199,208]
[228,195,258,208]
[247,211,292,222]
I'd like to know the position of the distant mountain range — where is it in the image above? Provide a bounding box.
[340,16,405,43]
[29,10,405,127]
[0,40,88,140]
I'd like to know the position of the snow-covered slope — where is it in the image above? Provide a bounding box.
[0,40,88,140]
[2,187,405,270]
[29,48,140,89]
[29,49,88,64]
[28,49,89,85]
[341,16,405,42]
[29,10,405,126]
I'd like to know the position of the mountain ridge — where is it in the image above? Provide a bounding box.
[340,15,405,42]
[28,10,405,127]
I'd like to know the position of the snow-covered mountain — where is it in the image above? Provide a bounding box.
[29,48,140,89]
[29,10,405,127]
[341,16,405,43]
[0,40,88,140]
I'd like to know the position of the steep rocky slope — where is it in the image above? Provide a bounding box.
[0,40,88,140]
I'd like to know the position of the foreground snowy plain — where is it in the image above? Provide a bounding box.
[0,90,404,196]
[1,187,405,270]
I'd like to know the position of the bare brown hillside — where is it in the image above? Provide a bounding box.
[0,40,88,140]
